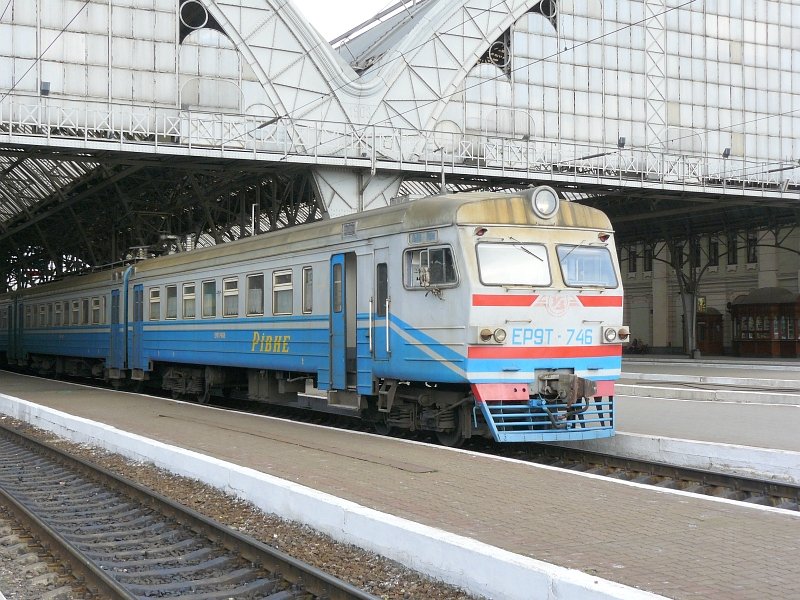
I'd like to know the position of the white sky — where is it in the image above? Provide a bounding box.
[291,0,389,40]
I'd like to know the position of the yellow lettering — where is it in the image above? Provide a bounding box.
[251,332,291,353]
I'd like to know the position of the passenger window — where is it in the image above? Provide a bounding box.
[202,280,216,318]
[332,264,342,313]
[302,267,313,314]
[54,302,62,326]
[404,246,457,288]
[38,305,46,328]
[246,274,264,316]
[273,270,293,315]
[223,278,239,317]
[183,283,196,318]
[91,298,102,324]
[376,263,388,316]
[71,301,80,325]
[82,298,90,324]
[165,285,178,319]
[149,288,161,321]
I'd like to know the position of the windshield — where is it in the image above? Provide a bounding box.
[477,242,551,286]
[557,245,618,288]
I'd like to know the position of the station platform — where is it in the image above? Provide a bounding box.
[0,369,799,600]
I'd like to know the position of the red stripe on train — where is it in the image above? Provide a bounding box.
[472,294,539,306]
[577,296,623,307]
[467,345,622,359]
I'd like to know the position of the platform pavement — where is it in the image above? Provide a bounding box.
[1,371,800,600]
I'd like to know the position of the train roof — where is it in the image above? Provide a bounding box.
[2,192,613,295]
[135,192,612,273]
[0,267,124,300]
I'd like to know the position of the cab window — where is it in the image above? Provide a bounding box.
[557,245,618,288]
[477,242,551,286]
[404,246,457,289]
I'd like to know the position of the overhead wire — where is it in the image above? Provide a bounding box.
[0,0,793,183]
[269,0,797,184]
[0,0,13,23]
[224,0,514,143]
[281,0,702,155]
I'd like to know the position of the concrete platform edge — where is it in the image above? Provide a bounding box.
[556,432,800,485]
[616,386,800,405]
[0,393,665,600]
[621,371,800,390]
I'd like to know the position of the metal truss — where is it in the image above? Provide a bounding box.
[0,148,322,291]
[2,94,796,206]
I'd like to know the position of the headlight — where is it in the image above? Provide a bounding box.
[601,326,630,343]
[527,185,560,219]
[478,327,507,343]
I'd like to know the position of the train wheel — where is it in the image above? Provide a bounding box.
[197,385,211,405]
[435,409,465,447]
[373,420,393,436]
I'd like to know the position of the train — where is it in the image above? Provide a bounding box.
[0,187,628,446]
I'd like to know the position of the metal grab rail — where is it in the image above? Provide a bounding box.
[385,298,391,354]
[368,297,373,354]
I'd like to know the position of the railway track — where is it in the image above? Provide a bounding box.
[507,445,800,512]
[0,423,380,600]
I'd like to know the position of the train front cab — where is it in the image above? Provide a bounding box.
[461,188,627,442]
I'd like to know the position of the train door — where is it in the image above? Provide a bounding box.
[373,248,391,362]
[330,252,357,390]
[109,289,125,369]
[11,301,23,362]
[130,285,144,370]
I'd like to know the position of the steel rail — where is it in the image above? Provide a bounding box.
[531,445,800,510]
[0,476,136,599]
[0,423,380,600]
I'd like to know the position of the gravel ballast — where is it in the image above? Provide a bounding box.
[0,416,479,600]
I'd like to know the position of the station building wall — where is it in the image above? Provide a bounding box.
[622,228,800,354]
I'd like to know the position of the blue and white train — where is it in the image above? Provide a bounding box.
[0,187,628,445]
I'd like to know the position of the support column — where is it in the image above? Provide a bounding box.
[312,168,403,217]
[757,230,778,288]
[651,245,669,348]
